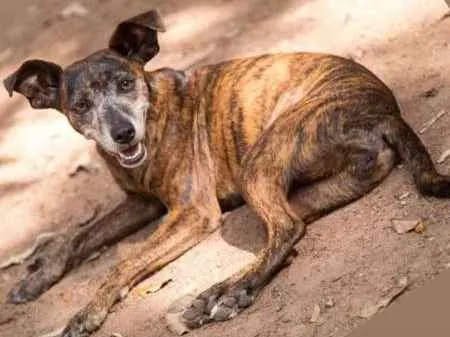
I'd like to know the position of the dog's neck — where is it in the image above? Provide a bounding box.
[143,66,191,162]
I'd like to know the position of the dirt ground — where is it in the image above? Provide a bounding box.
[0,1,449,337]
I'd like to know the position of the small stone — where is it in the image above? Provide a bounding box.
[397,276,408,288]
[397,192,411,200]
[310,304,321,323]
[422,87,439,98]
[391,219,422,234]
[324,297,335,308]
[61,2,89,18]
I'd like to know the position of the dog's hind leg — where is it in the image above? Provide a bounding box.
[178,109,397,329]
[7,194,166,303]
[289,140,396,224]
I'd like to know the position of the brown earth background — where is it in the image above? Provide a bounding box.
[0,1,449,337]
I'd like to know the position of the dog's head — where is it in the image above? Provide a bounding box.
[4,10,166,168]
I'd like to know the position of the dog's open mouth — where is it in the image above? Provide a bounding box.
[117,142,147,168]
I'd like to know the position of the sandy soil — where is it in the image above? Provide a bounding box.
[0,1,449,337]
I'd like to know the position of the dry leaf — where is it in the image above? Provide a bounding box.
[136,278,172,297]
[414,221,426,234]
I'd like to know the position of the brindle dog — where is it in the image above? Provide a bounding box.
[3,9,450,337]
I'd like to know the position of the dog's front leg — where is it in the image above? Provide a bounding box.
[8,194,166,304]
[61,205,221,337]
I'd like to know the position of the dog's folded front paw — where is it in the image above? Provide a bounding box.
[7,278,43,304]
[7,235,70,304]
[8,259,68,304]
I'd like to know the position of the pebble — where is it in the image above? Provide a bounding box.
[61,2,89,19]
[391,219,422,234]
[310,304,321,323]
[325,297,335,308]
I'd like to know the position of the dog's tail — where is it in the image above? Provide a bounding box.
[381,116,450,198]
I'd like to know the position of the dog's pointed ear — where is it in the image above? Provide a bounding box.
[108,9,166,65]
[3,59,62,110]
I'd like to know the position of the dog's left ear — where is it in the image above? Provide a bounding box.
[3,59,62,110]
[109,9,166,65]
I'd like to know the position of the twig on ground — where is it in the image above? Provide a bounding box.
[136,278,173,297]
[419,109,447,134]
[437,149,450,164]
[36,326,65,337]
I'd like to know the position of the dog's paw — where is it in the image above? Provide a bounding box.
[7,275,46,303]
[8,262,65,303]
[167,280,257,332]
[7,238,69,304]
[61,306,107,337]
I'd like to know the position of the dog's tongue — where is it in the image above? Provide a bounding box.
[117,142,147,169]
[119,143,140,157]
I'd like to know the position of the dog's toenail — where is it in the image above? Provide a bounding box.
[211,304,234,321]
[206,295,219,313]
[221,296,237,308]
[182,308,201,321]
[238,290,253,308]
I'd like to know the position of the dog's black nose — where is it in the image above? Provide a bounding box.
[111,123,136,144]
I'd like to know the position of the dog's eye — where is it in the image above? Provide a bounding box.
[118,78,135,92]
[73,100,91,114]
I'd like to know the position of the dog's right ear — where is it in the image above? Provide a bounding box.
[3,59,62,110]
[108,9,166,65]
